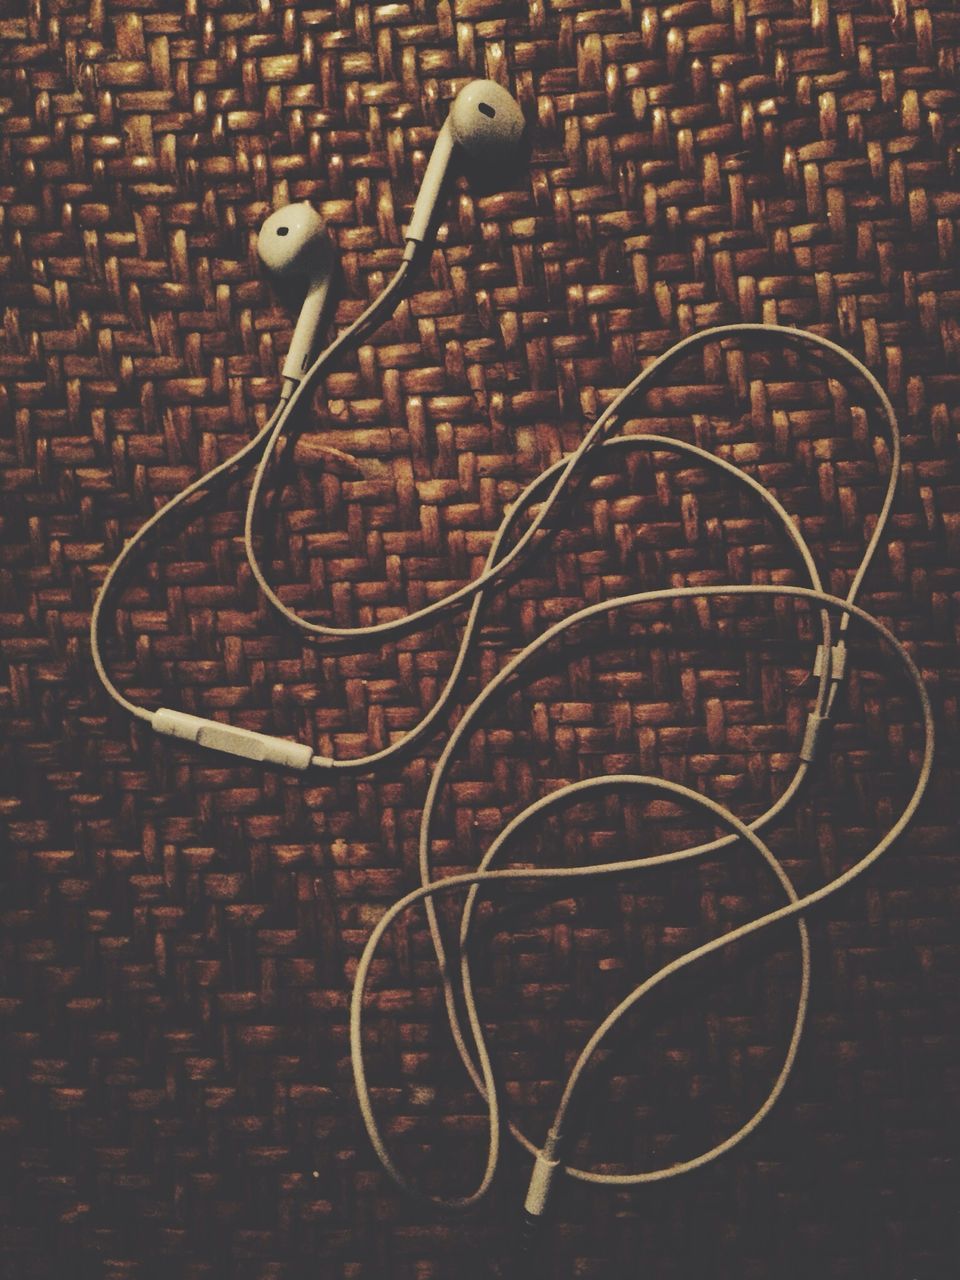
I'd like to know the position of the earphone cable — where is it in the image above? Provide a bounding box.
[245,324,899,648]
[242,326,898,779]
[89,258,412,726]
[350,584,934,1209]
[89,407,286,724]
[314,429,831,773]
[85,257,933,1222]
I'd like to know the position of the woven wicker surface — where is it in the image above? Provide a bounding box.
[1,1,958,1277]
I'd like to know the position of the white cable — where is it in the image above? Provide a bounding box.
[241,325,896,786]
[94,301,897,776]
[89,260,412,746]
[328,308,920,1225]
[350,585,934,1211]
[87,251,930,1224]
[244,324,899,648]
[316,428,833,772]
[352,767,813,1210]
[89,405,285,726]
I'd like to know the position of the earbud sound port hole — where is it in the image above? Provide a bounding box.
[276,227,289,236]
[478,103,495,117]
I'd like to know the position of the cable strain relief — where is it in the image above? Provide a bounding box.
[523,1131,561,1220]
[800,712,831,764]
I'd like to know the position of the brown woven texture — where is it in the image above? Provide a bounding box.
[1,1,959,1277]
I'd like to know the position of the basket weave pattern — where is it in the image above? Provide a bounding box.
[1,1,958,1277]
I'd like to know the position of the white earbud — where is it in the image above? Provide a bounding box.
[257,202,336,382]
[404,79,525,250]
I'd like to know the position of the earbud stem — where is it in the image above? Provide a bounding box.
[282,272,333,382]
[405,120,455,249]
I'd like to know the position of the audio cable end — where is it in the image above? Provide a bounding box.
[512,1130,561,1275]
[522,1129,561,1225]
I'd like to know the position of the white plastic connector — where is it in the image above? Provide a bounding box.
[523,1137,561,1219]
[152,708,314,770]
[813,640,848,682]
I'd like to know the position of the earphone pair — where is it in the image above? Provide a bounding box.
[91,79,526,765]
[86,75,935,1233]
[257,79,524,385]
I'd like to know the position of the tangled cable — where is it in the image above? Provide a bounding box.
[89,270,934,1221]
[351,585,933,1217]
